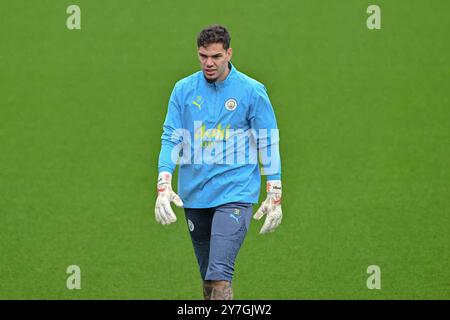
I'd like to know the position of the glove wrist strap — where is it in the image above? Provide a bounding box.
[266,180,282,195]
[157,172,172,194]
[157,172,172,186]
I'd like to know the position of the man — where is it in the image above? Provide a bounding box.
[155,25,282,300]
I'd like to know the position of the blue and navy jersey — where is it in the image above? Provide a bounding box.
[158,63,281,208]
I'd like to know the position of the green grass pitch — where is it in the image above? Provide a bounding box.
[0,0,448,299]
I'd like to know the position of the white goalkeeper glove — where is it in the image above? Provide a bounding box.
[155,171,183,225]
[254,180,282,234]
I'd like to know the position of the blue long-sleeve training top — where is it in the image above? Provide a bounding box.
[158,63,281,208]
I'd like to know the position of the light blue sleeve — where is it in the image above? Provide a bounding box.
[158,83,183,174]
[248,84,281,180]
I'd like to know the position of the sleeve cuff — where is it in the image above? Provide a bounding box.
[266,174,281,181]
[158,166,174,175]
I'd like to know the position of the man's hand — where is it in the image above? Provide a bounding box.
[254,180,282,234]
[155,171,183,225]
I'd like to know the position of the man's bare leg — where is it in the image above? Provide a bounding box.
[203,280,233,300]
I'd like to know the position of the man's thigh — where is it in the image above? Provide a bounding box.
[184,208,214,241]
[206,202,253,282]
[184,207,215,279]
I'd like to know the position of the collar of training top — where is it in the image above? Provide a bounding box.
[202,62,236,89]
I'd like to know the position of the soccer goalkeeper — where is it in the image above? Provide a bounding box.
[155,25,282,300]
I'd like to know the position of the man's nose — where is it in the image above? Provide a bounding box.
[205,57,214,66]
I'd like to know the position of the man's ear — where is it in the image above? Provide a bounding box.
[227,47,233,60]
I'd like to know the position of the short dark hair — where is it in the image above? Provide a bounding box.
[197,25,231,50]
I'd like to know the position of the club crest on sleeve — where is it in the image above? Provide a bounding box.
[225,98,237,111]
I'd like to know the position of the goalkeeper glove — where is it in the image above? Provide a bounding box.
[154,171,183,225]
[254,180,282,234]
